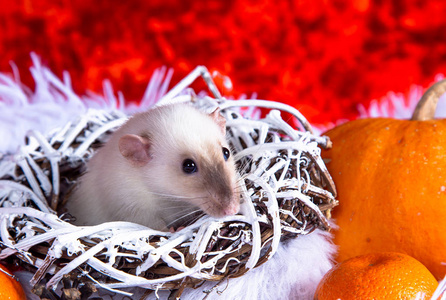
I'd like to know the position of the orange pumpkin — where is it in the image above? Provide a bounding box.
[321,79,446,280]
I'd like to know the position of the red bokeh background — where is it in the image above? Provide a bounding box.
[1,0,445,125]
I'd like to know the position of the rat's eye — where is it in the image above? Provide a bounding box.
[182,159,198,174]
[222,147,230,161]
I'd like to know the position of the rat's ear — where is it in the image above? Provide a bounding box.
[119,134,151,166]
[210,108,226,135]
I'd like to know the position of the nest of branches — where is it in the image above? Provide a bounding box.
[0,67,337,299]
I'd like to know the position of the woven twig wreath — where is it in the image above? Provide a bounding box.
[0,67,337,299]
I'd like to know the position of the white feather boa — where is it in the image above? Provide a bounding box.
[0,53,172,154]
[2,55,445,299]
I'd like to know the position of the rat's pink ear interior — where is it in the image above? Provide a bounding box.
[118,134,151,166]
[210,108,226,135]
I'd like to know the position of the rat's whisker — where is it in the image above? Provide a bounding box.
[236,156,254,174]
[236,175,249,185]
[157,204,196,211]
[168,208,201,220]
[233,186,245,196]
[187,213,206,225]
[147,191,204,200]
[234,130,284,176]
[203,185,215,201]
[166,209,205,228]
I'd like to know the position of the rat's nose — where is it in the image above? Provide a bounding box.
[223,201,240,216]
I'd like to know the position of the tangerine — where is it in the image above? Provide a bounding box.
[0,264,26,300]
[314,252,438,300]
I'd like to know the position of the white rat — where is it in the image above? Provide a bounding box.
[66,103,240,231]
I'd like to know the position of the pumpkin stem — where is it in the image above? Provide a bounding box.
[411,79,446,121]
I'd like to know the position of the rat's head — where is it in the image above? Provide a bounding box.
[117,104,240,220]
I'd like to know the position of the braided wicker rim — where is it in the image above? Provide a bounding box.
[0,67,338,299]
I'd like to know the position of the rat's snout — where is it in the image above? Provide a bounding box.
[223,199,240,216]
[202,158,240,218]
